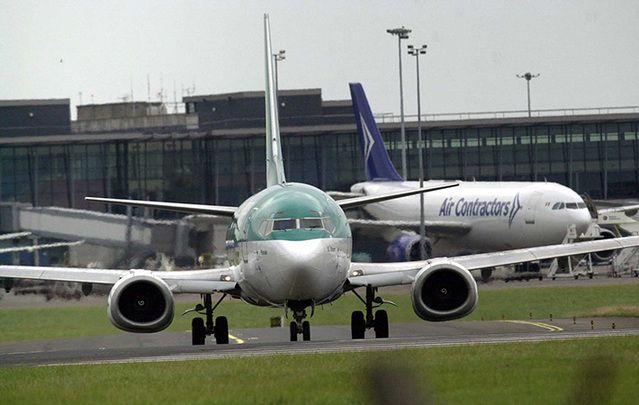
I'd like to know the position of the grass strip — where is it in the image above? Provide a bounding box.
[1,337,638,404]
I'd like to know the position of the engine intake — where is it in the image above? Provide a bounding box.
[387,232,432,262]
[591,228,617,263]
[411,261,478,321]
[108,273,175,333]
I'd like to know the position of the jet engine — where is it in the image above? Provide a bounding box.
[107,272,175,333]
[591,228,618,263]
[387,232,432,262]
[410,260,478,321]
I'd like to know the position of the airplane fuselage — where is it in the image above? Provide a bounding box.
[351,180,593,256]
[226,182,352,307]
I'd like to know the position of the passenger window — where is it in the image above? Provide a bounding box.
[300,218,323,229]
[272,218,297,231]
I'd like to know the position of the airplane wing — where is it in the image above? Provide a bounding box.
[0,265,238,294]
[337,182,459,210]
[598,204,639,215]
[85,197,237,217]
[348,235,639,287]
[348,218,472,236]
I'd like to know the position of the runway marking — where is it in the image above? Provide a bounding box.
[229,334,244,344]
[34,329,639,368]
[501,320,563,332]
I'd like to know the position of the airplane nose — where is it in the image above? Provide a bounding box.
[574,210,593,236]
[276,239,336,298]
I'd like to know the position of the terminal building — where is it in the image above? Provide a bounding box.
[1,89,639,215]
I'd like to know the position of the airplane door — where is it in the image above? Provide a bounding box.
[524,191,543,224]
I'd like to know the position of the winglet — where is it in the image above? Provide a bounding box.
[349,83,403,182]
[264,14,286,186]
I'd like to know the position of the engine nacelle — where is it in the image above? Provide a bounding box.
[107,272,175,333]
[591,228,618,263]
[387,232,432,262]
[411,260,478,321]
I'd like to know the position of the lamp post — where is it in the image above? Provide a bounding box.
[387,26,411,179]
[408,44,428,260]
[516,72,540,117]
[273,49,286,94]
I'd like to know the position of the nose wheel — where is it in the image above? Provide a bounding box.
[351,285,392,339]
[186,293,229,345]
[288,303,312,342]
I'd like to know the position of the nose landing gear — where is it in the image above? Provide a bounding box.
[185,293,229,345]
[351,285,393,339]
[287,301,313,342]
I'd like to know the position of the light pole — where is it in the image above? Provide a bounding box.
[273,49,286,94]
[516,72,540,117]
[408,44,428,260]
[387,26,411,179]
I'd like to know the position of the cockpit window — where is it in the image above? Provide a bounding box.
[322,217,336,233]
[260,216,336,236]
[552,202,586,210]
[300,218,323,229]
[272,218,297,231]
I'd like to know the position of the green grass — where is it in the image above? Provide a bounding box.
[1,337,639,404]
[1,283,638,342]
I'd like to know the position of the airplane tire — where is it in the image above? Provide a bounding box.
[351,311,365,339]
[192,317,206,345]
[302,321,311,341]
[374,310,389,338]
[289,322,298,342]
[215,316,229,344]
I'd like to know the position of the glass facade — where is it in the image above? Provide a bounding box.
[1,116,637,215]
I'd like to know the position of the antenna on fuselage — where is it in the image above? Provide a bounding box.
[264,14,286,187]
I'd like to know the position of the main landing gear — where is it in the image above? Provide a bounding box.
[186,293,229,346]
[351,285,393,339]
[288,301,312,342]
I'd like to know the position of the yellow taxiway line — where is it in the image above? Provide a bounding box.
[501,320,563,332]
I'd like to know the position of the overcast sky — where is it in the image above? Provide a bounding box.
[1,0,638,118]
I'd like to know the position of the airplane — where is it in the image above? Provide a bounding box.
[2,16,639,346]
[345,83,629,268]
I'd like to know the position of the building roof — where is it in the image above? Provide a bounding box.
[0,99,70,107]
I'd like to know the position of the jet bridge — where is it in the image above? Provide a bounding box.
[0,203,198,267]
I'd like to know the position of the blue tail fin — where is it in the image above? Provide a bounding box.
[349,83,404,182]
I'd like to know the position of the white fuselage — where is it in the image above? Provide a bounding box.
[351,180,593,257]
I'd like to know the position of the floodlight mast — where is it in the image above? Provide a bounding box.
[516,72,540,117]
[387,26,411,179]
[408,44,428,260]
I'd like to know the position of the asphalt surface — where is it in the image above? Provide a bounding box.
[2,316,638,368]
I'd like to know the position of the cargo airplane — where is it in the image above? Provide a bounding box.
[1,17,639,345]
[346,83,631,267]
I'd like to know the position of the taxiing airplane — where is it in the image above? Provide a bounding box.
[346,83,625,265]
[1,17,639,345]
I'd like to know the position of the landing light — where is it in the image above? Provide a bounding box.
[351,270,363,277]
[221,275,233,282]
